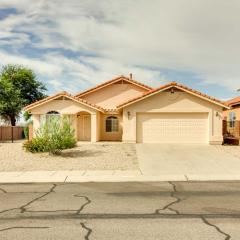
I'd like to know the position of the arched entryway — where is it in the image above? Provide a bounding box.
[77,111,91,141]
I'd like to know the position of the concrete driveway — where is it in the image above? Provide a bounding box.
[136,144,240,177]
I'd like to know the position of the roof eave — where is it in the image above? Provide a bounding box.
[175,85,230,109]
[24,93,105,113]
[117,84,229,110]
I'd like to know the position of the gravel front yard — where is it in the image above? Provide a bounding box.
[0,142,139,171]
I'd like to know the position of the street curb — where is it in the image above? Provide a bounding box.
[1,171,240,183]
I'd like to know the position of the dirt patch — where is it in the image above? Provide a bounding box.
[0,142,139,171]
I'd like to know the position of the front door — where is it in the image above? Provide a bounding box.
[78,114,91,141]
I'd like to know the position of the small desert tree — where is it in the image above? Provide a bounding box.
[0,64,46,125]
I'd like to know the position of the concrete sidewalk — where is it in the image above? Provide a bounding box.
[1,170,240,183]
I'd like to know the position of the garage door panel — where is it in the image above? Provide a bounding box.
[137,113,208,143]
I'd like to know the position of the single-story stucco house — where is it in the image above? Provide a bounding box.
[24,75,229,145]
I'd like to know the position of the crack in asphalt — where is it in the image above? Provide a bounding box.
[80,222,92,240]
[155,181,181,214]
[0,184,57,215]
[64,176,68,182]
[201,216,231,240]
[0,226,49,232]
[19,184,57,213]
[0,182,235,239]
[0,187,7,194]
[155,182,231,239]
[0,207,18,215]
[0,188,92,215]
[24,209,77,213]
[74,194,91,215]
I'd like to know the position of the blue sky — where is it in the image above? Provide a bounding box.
[0,0,240,100]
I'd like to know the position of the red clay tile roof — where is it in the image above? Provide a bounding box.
[225,96,240,106]
[24,80,229,113]
[75,75,153,98]
[117,81,229,109]
[24,91,105,112]
[104,109,120,113]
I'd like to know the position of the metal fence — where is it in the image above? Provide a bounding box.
[0,126,25,142]
[223,120,240,138]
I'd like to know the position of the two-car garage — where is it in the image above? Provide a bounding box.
[120,82,227,145]
[136,112,209,143]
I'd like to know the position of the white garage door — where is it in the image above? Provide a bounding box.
[137,113,208,143]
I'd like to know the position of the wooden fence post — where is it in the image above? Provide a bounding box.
[11,126,13,143]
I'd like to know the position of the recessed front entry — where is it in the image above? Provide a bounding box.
[77,112,91,141]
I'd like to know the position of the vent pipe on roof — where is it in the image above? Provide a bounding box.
[129,73,133,79]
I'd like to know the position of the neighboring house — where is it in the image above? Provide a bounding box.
[24,75,229,144]
[223,96,240,137]
[223,96,240,122]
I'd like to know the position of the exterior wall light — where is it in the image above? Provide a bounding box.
[170,88,175,94]
[127,111,131,119]
[216,111,222,118]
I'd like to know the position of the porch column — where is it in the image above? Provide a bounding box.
[32,114,40,137]
[73,114,78,140]
[122,110,136,143]
[91,113,97,142]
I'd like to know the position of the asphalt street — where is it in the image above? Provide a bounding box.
[0,181,240,239]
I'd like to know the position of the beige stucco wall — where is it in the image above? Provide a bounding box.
[122,90,224,144]
[223,107,240,121]
[81,83,147,109]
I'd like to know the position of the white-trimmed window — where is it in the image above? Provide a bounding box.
[40,111,60,125]
[106,116,118,132]
[229,112,236,128]
[46,111,60,122]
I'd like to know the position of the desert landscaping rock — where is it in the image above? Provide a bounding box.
[0,142,138,171]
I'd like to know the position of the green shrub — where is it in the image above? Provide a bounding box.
[23,126,29,139]
[23,116,76,154]
[23,138,48,153]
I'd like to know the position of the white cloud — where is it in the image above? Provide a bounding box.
[0,50,62,77]
[0,48,164,94]
[42,53,165,93]
[1,0,240,94]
